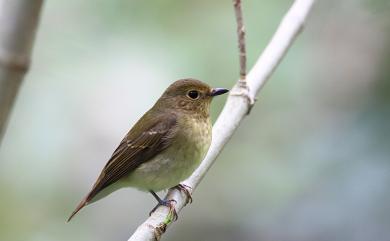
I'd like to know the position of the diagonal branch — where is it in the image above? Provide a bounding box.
[128,0,316,240]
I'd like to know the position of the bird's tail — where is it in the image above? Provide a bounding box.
[67,198,88,222]
[67,173,109,222]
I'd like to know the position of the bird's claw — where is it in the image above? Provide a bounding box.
[149,199,178,221]
[174,183,193,204]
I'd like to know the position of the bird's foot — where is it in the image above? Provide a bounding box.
[173,183,193,204]
[149,199,178,221]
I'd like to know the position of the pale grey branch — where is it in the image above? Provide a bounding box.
[0,0,43,142]
[128,0,316,240]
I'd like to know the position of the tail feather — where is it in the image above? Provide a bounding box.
[67,198,88,222]
[67,174,106,222]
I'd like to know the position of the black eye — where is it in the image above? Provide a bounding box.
[187,90,199,99]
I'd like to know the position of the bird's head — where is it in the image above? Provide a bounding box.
[156,78,229,117]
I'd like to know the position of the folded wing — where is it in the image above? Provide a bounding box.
[68,112,178,221]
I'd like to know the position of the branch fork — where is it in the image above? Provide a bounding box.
[229,82,256,114]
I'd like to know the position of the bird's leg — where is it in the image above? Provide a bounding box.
[149,190,178,221]
[173,183,193,204]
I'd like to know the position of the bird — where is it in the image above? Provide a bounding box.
[67,78,228,222]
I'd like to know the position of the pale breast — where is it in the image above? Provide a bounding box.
[124,116,212,191]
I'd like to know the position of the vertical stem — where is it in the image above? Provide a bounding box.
[0,0,43,142]
[233,0,246,82]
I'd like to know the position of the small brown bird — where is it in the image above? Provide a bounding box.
[68,78,228,221]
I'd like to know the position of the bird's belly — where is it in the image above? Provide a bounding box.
[124,126,210,191]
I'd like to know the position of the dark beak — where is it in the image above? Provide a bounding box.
[210,88,229,97]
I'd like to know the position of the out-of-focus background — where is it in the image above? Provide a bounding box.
[1,0,389,240]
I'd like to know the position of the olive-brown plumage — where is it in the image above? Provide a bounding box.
[68,78,228,221]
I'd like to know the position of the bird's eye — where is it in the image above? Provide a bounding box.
[187,90,200,99]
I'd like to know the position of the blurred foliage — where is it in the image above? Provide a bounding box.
[0,0,389,241]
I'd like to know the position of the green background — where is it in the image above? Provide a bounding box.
[1,0,389,240]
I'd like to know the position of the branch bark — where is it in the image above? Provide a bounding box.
[233,0,247,81]
[128,0,316,240]
[0,0,43,142]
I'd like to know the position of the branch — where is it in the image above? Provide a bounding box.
[0,0,43,142]
[128,0,316,240]
[233,0,247,81]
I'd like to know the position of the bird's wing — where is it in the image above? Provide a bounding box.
[68,113,178,221]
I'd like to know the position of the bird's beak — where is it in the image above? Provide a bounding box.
[210,88,229,97]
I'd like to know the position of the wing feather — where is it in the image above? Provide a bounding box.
[91,113,178,198]
[67,112,178,221]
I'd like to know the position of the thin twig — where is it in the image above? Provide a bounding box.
[128,0,316,240]
[233,0,247,82]
[231,0,254,114]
